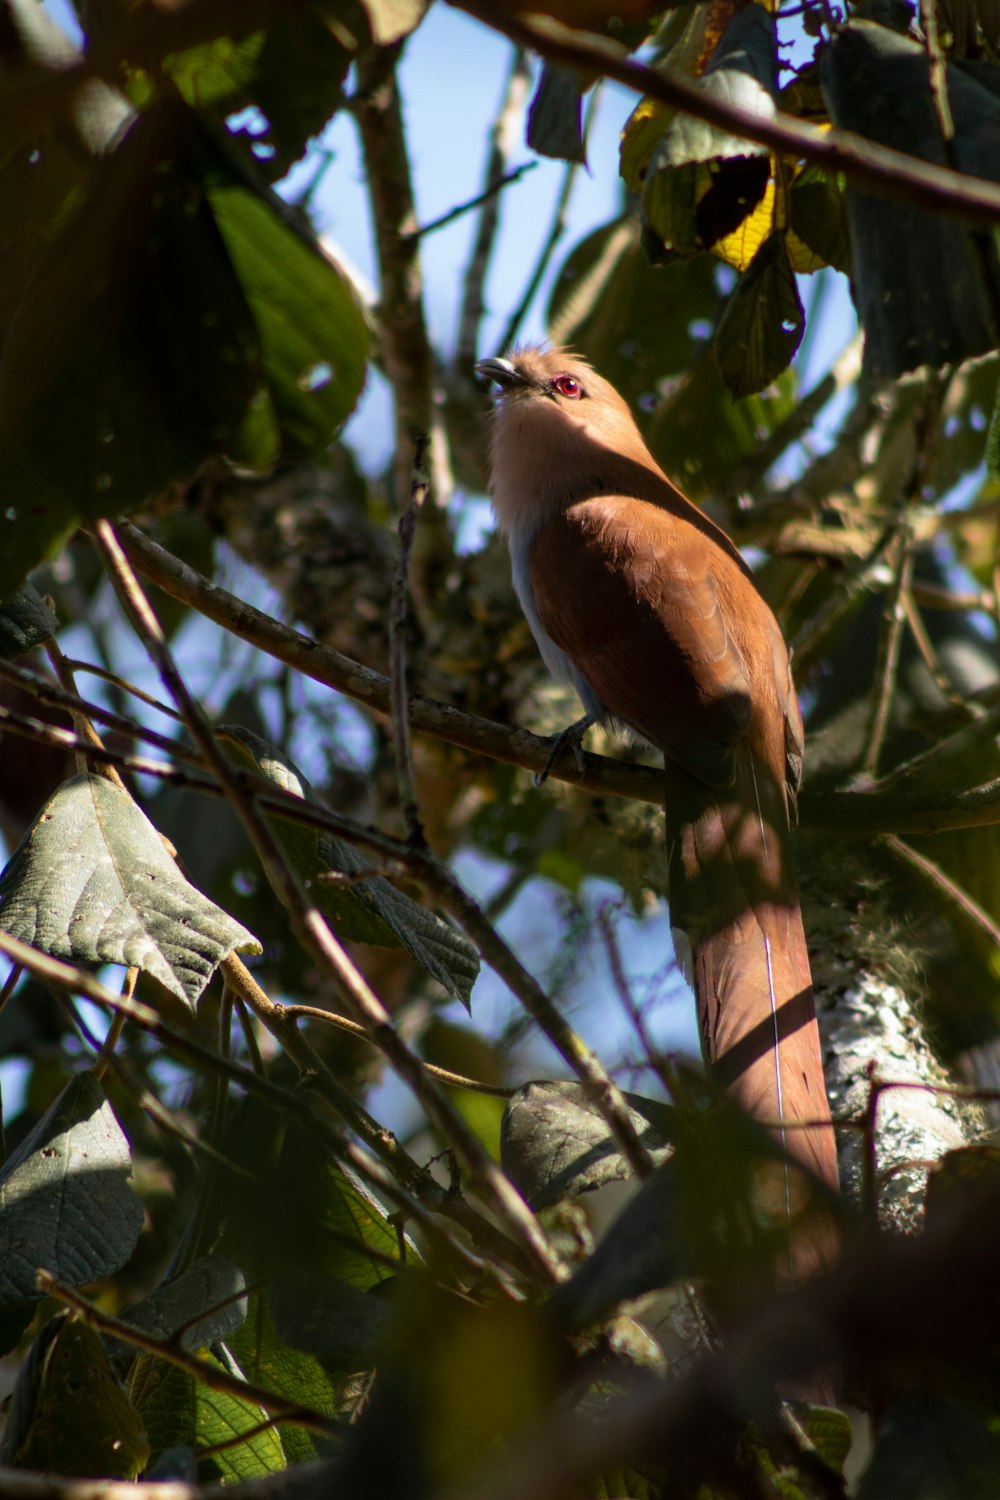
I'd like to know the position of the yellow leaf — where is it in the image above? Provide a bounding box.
[713,178,776,271]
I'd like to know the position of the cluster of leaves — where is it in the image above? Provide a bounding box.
[528,0,1000,397]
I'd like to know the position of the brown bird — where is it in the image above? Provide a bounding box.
[477,346,839,1217]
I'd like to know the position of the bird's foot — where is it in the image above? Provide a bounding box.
[534,713,597,787]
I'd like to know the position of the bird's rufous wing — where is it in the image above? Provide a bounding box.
[527,495,752,787]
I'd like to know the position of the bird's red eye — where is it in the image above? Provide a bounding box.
[552,373,582,399]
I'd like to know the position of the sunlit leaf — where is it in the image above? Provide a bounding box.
[501,1080,673,1208]
[128,1343,285,1482]
[228,1291,339,1465]
[788,164,851,274]
[0,774,261,1006]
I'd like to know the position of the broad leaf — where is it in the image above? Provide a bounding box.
[0,99,368,600]
[145,8,364,181]
[821,20,1000,377]
[213,1104,413,1290]
[527,62,589,163]
[858,1392,1000,1499]
[128,1343,285,1482]
[788,165,851,276]
[0,0,129,352]
[641,6,776,256]
[0,1072,143,1306]
[713,230,804,398]
[269,1272,393,1368]
[107,1257,248,1369]
[501,1080,673,1209]
[220,726,478,1006]
[229,1291,340,1465]
[0,1316,150,1477]
[0,774,261,1006]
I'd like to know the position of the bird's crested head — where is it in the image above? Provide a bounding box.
[476,345,659,530]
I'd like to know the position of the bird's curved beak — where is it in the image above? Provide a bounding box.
[475,356,529,390]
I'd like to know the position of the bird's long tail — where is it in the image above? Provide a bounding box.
[666,747,839,1267]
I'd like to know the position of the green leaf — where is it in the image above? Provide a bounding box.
[219,726,478,1005]
[527,62,589,163]
[713,231,804,399]
[0,1072,143,1306]
[228,1291,339,1465]
[789,166,851,276]
[206,170,368,460]
[128,1343,285,1482]
[0,99,368,600]
[858,1392,1000,1499]
[798,1405,853,1477]
[0,0,128,349]
[0,773,261,1006]
[106,1257,248,1369]
[501,1081,673,1210]
[0,584,58,660]
[156,10,361,181]
[1,1317,150,1477]
[213,1104,413,1290]
[641,6,775,254]
[0,101,262,600]
[820,20,1000,377]
[269,1272,393,1368]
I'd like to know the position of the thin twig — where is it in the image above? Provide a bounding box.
[922,0,955,143]
[500,83,599,354]
[0,656,205,769]
[408,850,657,1181]
[455,0,1000,226]
[884,833,1000,948]
[64,657,186,722]
[37,1273,342,1436]
[900,587,985,714]
[390,432,431,840]
[117,519,665,803]
[791,522,899,668]
[861,529,915,778]
[0,929,530,1280]
[281,1002,512,1096]
[456,44,532,369]
[408,161,536,242]
[2,689,997,852]
[92,968,134,1082]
